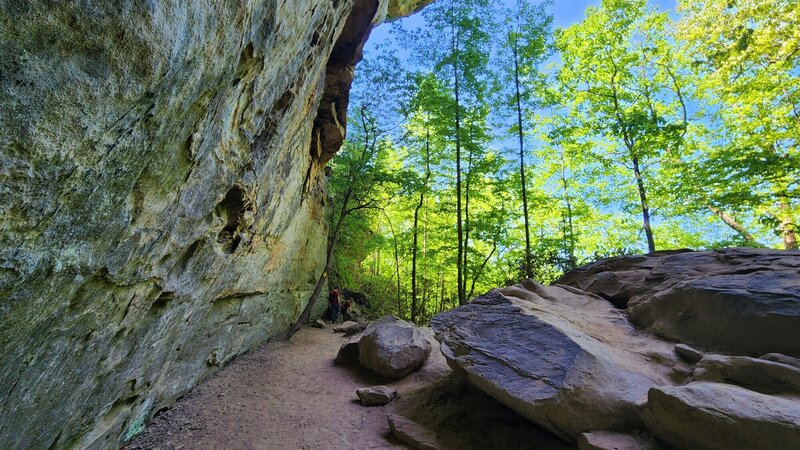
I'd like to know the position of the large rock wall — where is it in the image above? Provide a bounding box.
[0,1,427,448]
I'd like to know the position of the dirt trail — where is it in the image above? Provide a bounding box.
[127,326,450,449]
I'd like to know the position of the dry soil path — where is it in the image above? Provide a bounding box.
[127,325,450,449]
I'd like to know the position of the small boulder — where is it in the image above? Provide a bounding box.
[334,333,363,365]
[312,319,326,329]
[358,317,432,378]
[333,321,367,336]
[674,344,704,364]
[356,385,398,406]
[640,382,800,450]
[387,414,442,450]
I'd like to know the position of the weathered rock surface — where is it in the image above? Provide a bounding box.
[356,385,398,406]
[558,248,800,356]
[358,317,432,379]
[692,354,800,394]
[674,344,704,364]
[432,281,683,442]
[389,374,572,450]
[577,431,667,450]
[641,382,800,450]
[0,1,429,448]
[387,413,443,450]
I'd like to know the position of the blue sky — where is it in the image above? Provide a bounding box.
[371,0,678,43]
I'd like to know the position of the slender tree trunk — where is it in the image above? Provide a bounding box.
[411,128,431,323]
[632,155,656,253]
[707,205,755,242]
[780,200,797,249]
[609,60,655,253]
[438,271,445,313]
[451,16,465,306]
[463,133,473,302]
[383,211,403,318]
[284,187,352,339]
[512,38,533,279]
[559,147,576,266]
[468,243,496,300]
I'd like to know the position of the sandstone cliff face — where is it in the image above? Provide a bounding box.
[0,1,427,448]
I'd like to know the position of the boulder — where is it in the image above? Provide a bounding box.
[312,319,327,329]
[578,431,667,450]
[692,354,800,394]
[356,386,398,406]
[432,282,682,442]
[640,382,800,450]
[358,317,432,379]
[333,321,367,336]
[558,248,800,356]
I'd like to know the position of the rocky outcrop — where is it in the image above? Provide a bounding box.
[557,248,800,356]
[433,249,800,448]
[0,1,428,448]
[431,282,684,442]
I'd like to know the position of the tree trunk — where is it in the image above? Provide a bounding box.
[632,155,656,253]
[707,205,755,242]
[513,38,533,279]
[559,147,576,267]
[284,186,352,339]
[780,200,797,250]
[451,14,465,306]
[463,133,473,302]
[410,128,431,323]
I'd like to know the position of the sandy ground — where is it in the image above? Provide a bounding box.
[126,325,450,450]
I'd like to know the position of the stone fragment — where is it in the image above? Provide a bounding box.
[578,431,668,450]
[358,317,432,379]
[558,248,800,356]
[356,385,398,406]
[312,319,327,329]
[387,414,442,450]
[674,344,704,364]
[432,282,679,442]
[640,382,800,450]
[332,321,367,336]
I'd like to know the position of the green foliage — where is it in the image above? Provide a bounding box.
[328,0,799,324]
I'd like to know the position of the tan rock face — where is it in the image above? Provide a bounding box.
[0,1,425,448]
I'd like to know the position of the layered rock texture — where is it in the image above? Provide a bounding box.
[0,1,428,448]
[557,248,800,356]
[433,248,800,448]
